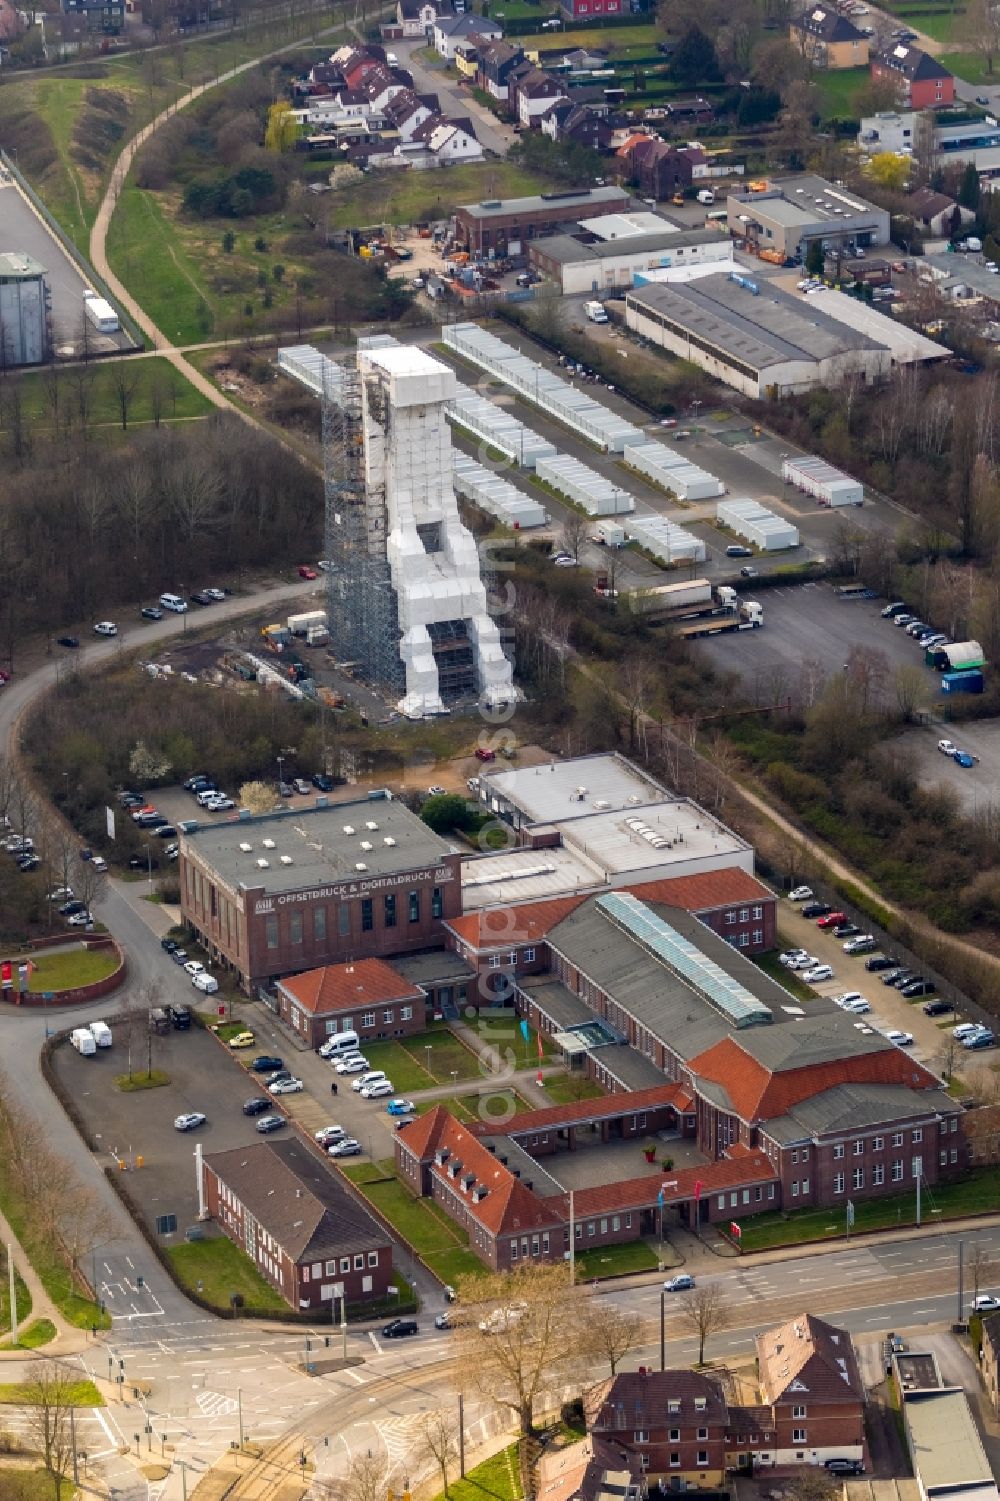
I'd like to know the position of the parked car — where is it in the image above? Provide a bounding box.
[884,1030,914,1047]
[57,636,80,649]
[229,1031,256,1049]
[204,797,235,812]
[361,1080,394,1099]
[251,1056,284,1072]
[801,902,831,918]
[67,910,93,927]
[802,964,834,983]
[315,1125,346,1145]
[174,1112,206,1132]
[312,773,335,792]
[93,621,118,637]
[191,972,219,994]
[844,936,877,955]
[161,936,177,953]
[866,955,897,972]
[328,1138,362,1157]
[140,606,163,621]
[832,923,860,939]
[243,1097,270,1116]
[335,1055,369,1074]
[434,1311,452,1330]
[353,1070,387,1092]
[183,960,205,976]
[885,970,917,988]
[954,751,977,768]
[256,1115,286,1134]
[191,591,215,607]
[924,999,954,1016]
[825,1461,864,1477]
[292,779,311,796]
[386,1099,415,1116]
[155,825,177,839]
[817,911,847,929]
[788,886,813,902]
[900,979,935,998]
[973,1295,1000,1312]
[203,588,227,602]
[298,565,319,580]
[663,1274,695,1292]
[779,949,811,967]
[954,1023,984,1041]
[269,1077,304,1095]
[965,1030,996,1050]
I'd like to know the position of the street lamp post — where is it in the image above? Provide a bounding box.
[277,754,285,794]
[425,1044,432,1080]
[660,1289,666,1372]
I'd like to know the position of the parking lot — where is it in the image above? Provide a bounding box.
[693,584,941,700]
[900,719,1000,814]
[0,177,133,355]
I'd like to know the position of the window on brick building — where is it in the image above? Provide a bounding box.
[854,1139,864,1155]
[432,887,443,919]
[793,1430,806,1445]
[912,1128,923,1144]
[834,1173,845,1194]
[892,1160,904,1182]
[362,1011,375,1028]
[266,914,278,949]
[873,1163,884,1185]
[401,1005,412,1021]
[409,891,420,923]
[361,899,373,932]
[384,894,396,928]
[833,1144,844,1159]
[874,1136,884,1151]
[853,1168,864,1190]
[289,911,302,945]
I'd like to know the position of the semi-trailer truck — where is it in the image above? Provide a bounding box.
[623,578,763,634]
[83,290,120,334]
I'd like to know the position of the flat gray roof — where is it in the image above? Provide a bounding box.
[766,1082,956,1142]
[904,1390,999,1496]
[730,174,882,227]
[461,846,606,907]
[459,186,628,221]
[535,227,721,264]
[0,252,46,279]
[520,976,606,1031]
[480,753,670,824]
[393,951,475,986]
[628,273,882,374]
[181,795,454,893]
[599,1046,672,1092]
[926,252,1000,298]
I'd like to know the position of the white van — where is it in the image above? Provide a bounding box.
[90,1020,113,1048]
[386,50,398,65]
[159,593,188,613]
[320,1029,360,1058]
[697,189,716,205]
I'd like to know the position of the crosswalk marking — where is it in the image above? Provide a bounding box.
[195,1390,239,1418]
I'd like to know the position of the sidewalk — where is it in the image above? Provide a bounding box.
[108,877,179,940]
[0,1204,88,1360]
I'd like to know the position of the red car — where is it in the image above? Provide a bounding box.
[816,911,847,929]
[298,566,319,580]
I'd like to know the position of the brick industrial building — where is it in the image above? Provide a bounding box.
[454,185,629,257]
[178,793,461,992]
[201,1139,393,1313]
[276,957,427,1048]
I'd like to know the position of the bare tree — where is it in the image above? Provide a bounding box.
[239,779,281,814]
[111,364,141,432]
[894,664,929,723]
[678,1283,729,1365]
[584,1302,643,1377]
[559,512,588,564]
[338,1452,388,1501]
[22,1359,78,1501]
[418,1410,460,1498]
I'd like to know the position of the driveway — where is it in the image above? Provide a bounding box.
[397,40,517,155]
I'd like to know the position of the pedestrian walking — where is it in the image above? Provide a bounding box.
[331,1080,338,1095]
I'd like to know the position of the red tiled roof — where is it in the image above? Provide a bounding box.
[496,1082,690,1139]
[567,1151,776,1219]
[688,1036,940,1122]
[626,868,774,913]
[398,1106,560,1236]
[277,959,422,1018]
[444,896,589,953]
[757,1313,865,1405]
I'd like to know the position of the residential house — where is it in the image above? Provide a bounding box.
[754,1313,866,1468]
[385,88,438,138]
[275,956,427,1047]
[424,118,483,161]
[454,42,479,78]
[339,47,391,91]
[397,0,454,36]
[202,1139,393,1313]
[871,43,954,109]
[60,0,124,31]
[542,101,614,150]
[512,67,569,128]
[433,12,499,60]
[905,185,973,237]
[980,1313,1000,1417]
[586,1369,729,1486]
[789,5,869,69]
[477,38,525,102]
[560,0,623,20]
[618,136,699,199]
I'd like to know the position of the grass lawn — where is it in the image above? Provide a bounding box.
[940,48,994,80]
[889,6,961,41]
[0,1469,72,1501]
[341,1165,484,1283]
[322,161,557,231]
[0,1263,30,1339]
[429,1443,523,1501]
[0,1378,102,1407]
[115,1068,171,1091]
[739,1166,1000,1251]
[359,1026,487,1093]
[576,1240,660,1279]
[542,1074,605,1106]
[411,1089,531,1126]
[2,947,118,992]
[5,358,213,432]
[0,1319,58,1352]
[166,1237,290,1315]
[754,948,815,1003]
[814,66,868,119]
[475,1014,559,1063]
[0,1167,108,1330]
[517,21,657,49]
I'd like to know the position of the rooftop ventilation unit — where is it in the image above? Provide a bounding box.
[365,821,379,831]
[343,825,355,835]
[360,840,373,852]
[257,857,270,868]
[262,838,276,849]
[280,855,294,865]
[355,862,367,871]
[384,836,397,847]
[239,842,253,852]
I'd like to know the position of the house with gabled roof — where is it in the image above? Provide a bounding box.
[789,6,869,68]
[871,42,954,108]
[753,1313,866,1468]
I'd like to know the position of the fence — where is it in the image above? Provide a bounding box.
[0,148,145,353]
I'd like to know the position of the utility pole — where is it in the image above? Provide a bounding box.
[341,1295,348,1362]
[178,1460,189,1501]
[458,1394,465,1478]
[958,1240,965,1323]
[238,1387,244,1450]
[568,1189,575,1286]
[7,1243,18,1346]
[70,1407,79,1486]
[916,1167,921,1229]
[660,1289,666,1373]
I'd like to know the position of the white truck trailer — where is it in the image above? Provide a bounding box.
[83,290,120,334]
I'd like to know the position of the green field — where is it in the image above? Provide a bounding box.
[0,1318,57,1352]
[4,358,213,431]
[0,1378,102,1407]
[428,1444,523,1501]
[322,161,558,230]
[814,66,868,119]
[518,21,657,49]
[414,1089,532,1125]
[3,946,119,991]
[355,1025,494,1095]
[0,1166,108,1330]
[575,1240,660,1279]
[341,1165,484,1283]
[116,1068,171,1091]
[940,48,993,80]
[475,1014,559,1064]
[542,1074,605,1106]
[167,1236,290,1315]
[0,1469,71,1501]
[739,1166,1000,1251]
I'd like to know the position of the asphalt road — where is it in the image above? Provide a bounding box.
[397,40,517,157]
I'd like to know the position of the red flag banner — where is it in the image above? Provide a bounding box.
[730,1221,742,1240]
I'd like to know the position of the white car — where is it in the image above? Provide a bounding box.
[67,910,93,927]
[361,1080,394,1099]
[787,953,820,970]
[49,886,74,902]
[204,797,235,812]
[834,992,864,1006]
[335,1055,369,1074]
[174,1112,206,1131]
[93,621,118,637]
[841,998,871,1014]
[953,1023,982,1041]
[329,1138,362,1157]
[203,587,226,602]
[183,960,205,976]
[352,1070,387,1092]
[269,1077,304,1095]
[191,971,219,993]
[802,964,834,983]
[788,886,813,902]
[780,949,811,967]
[938,739,957,756]
[315,1125,346,1145]
[885,1030,914,1046]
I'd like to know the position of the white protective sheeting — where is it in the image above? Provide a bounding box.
[443,321,644,452]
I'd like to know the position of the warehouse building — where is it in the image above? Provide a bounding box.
[726,175,890,261]
[0,253,49,366]
[179,794,462,992]
[454,185,630,257]
[528,227,732,295]
[625,273,890,398]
